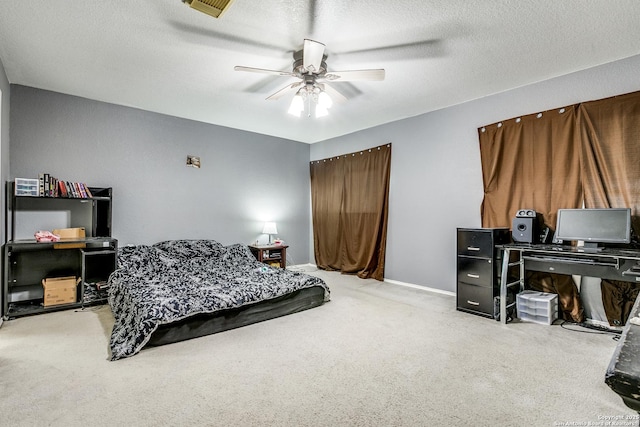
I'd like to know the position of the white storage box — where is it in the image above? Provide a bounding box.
[15,178,39,196]
[516,290,559,325]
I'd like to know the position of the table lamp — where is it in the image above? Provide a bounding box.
[262,222,278,244]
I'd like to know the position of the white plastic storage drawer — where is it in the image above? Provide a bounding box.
[516,290,559,325]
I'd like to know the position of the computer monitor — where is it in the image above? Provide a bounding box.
[554,208,631,252]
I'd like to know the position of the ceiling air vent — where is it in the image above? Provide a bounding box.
[183,0,235,18]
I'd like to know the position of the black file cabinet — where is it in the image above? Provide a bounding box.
[456,228,510,318]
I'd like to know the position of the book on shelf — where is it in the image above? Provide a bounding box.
[66,181,76,198]
[73,182,82,198]
[38,173,45,197]
[83,184,93,198]
[43,173,49,197]
[50,176,57,197]
[58,180,68,198]
[31,173,93,198]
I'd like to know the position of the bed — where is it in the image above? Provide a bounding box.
[107,240,330,360]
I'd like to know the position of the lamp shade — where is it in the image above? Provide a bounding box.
[318,91,333,109]
[262,222,278,235]
[287,94,304,117]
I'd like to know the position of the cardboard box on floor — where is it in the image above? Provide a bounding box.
[52,227,86,249]
[42,276,80,306]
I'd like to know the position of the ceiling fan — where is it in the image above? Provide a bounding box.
[234,39,385,117]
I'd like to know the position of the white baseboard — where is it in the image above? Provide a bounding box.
[384,278,456,297]
[302,265,455,296]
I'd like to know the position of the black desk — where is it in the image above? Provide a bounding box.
[499,244,640,325]
[498,243,640,412]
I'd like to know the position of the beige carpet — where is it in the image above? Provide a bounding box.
[0,269,635,427]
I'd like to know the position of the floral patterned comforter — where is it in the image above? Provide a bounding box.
[108,240,330,360]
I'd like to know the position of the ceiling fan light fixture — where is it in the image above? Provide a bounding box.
[318,91,333,109]
[288,94,304,117]
[182,0,235,18]
[234,39,384,118]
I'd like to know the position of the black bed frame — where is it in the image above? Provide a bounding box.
[146,285,326,347]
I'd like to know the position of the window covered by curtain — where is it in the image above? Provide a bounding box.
[478,106,584,322]
[578,91,640,326]
[478,106,583,229]
[310,144,391,280]
[578,91,640,234]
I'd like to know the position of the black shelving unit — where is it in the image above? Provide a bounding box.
[3,181,117,319]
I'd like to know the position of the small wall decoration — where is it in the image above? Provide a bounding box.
[186,155,201,168]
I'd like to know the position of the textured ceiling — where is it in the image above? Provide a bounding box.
[1,1,640,143]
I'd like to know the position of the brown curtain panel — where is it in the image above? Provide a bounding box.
[578,91,640,325]
[578,91,640,235]
[479,106,583,229]
[310,144,391,280]
[478,107,585,322]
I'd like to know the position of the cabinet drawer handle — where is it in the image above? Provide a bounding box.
[467,273,480,279]
[467,300,480,306]
[467,246,480,251]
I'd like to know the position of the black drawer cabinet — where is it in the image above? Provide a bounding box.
[457,283,495,315]
[456,257,494,287]
[457,231,495,258]
[456,228,510,318]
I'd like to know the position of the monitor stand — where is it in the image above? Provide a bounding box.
[577,241,602,253]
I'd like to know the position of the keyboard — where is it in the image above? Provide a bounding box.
[529,244,569,252]
[525,255,597,265]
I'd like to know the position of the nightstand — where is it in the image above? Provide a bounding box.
[248,244,289,269]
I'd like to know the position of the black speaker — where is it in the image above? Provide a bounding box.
[511,216,538,243]
[515,209,537,218]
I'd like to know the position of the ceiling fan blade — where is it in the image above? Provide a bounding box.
[234,66,296,78]
[303,39,326,73]
[266,82,303,100]
[323,69,385,82]
[318,83,348,104]
[336,39,445,61]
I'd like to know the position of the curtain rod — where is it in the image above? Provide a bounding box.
[480,105,573,133]
[310,143,392,164]
[480,88,640,131]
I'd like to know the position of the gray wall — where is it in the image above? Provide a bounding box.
[310,54,640,293]
[9,86,313,264]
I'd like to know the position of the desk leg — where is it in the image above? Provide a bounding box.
[500,248,510,325]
